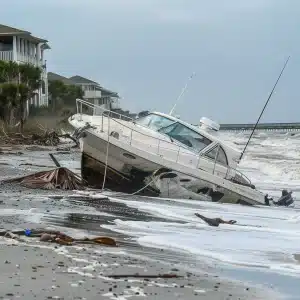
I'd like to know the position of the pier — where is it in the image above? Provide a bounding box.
[219,122,300,132]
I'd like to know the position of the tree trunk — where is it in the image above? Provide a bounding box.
[19,101,25,133]
[9,108,15,126]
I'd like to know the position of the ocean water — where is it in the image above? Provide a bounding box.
[100,131,300,278]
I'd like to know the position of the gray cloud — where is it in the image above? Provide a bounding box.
[1,0,299,123]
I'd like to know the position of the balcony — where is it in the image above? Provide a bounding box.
[17,53,41,66]
[0,50,13,61]
[84,90,102,99]
[0,51,43,66]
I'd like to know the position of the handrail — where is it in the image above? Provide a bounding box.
[74,98,252,186]
[76,98,195,153]
[76,98,133,121]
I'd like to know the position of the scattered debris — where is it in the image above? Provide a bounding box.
[0,130,78,147]
[107,274,183,279]
[49,153,61,167]
[1,167,85,190]
[0,229,117,247]
[195,213,237,227]
[19,163,51,168]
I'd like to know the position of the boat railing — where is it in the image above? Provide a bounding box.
[74,99,252,186]
[75,98,134,122]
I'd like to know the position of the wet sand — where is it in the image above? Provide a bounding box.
[0,145,281,299]
[0,242,270,300]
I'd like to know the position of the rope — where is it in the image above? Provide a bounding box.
[99,169,162,198]
[99,115,167,196]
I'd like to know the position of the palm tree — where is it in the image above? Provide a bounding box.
[18,63,42,132]
[0,61,20,125]
[0,61,42,131]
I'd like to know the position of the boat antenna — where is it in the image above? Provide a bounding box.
[239,56,290,161]
[169,72,196,116]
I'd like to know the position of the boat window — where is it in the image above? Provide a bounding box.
[159,122,212,152]
[205,146,228,165]
[135,114,175,131]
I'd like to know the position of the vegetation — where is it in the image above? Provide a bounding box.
[28,80,84,126]
[0,61,83,135]
[0,61,42,132]
[48,79,83,112]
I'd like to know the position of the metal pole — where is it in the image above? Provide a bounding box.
[212,145,220,175]
[239,56,290,161]
[169,72,196,116]
[176,147,180,162]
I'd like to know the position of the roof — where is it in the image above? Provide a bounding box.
[69,75,99,85]
[48,72,74,85]
[100,87,119,98]
[0,24,49,44]
[70,75,119,98]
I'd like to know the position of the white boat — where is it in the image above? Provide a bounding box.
[68,99,271,206]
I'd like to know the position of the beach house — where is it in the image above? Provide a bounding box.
[48,72,120,111]
[0,24,50,110]
[69,75,120,111]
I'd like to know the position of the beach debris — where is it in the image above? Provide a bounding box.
[1,167,85,190]
[0,229,117,247]
[0,129,79,147]
[195,213,237,227]
[49,153,61,167]
[0,131,60,146]
[107,274,183,279]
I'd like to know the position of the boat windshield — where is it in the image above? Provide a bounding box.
[135,114,175,131]
[158,122,212,152]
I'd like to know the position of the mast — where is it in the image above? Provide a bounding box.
[239,56,290,161]
[169,72,196,116]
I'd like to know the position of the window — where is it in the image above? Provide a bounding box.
[135,114,175,131]
[159,122,212,152]
[205,146,228,165]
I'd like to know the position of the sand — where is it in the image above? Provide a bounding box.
[0,239,274,300]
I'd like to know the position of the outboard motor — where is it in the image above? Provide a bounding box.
[273,190,294,207]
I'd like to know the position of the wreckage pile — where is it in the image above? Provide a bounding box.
[2,167,85,190]
[1,131,61,146]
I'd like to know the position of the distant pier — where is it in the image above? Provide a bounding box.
[219,122,300,132]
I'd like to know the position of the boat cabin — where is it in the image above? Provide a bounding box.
[134,112,240,178]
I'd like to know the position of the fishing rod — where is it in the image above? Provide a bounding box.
[169,72,196,116]
[239,56,290,161]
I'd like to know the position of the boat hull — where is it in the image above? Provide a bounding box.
[78,128,265,205]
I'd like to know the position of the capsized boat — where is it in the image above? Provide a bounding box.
[68,99,290,206]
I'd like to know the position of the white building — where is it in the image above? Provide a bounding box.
[48,73,120,111]
[0,24,50,109]
[69,75,120,111]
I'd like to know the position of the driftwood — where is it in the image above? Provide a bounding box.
[107,274,183,279]
[0,131,60,146]
[0,229,117,247]
[195,213,237,227]
[1,167,85,190]
[0,130,79,147]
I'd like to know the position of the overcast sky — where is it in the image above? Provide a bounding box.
[2,0,299,123]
